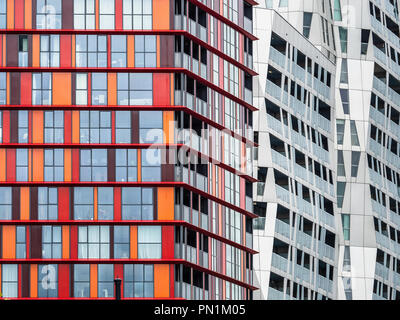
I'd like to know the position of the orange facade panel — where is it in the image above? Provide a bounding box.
[127,35,134,67]
[32,34,40,67]
[7,0,14,29]
[62,226,70,259]
[2,225,16,259]
[64,149,72,182]
[153,0,170,30]
[107,73,117,105]
[20,187,30,220]
[30,264,38,298]
[163,111,174,144]
[130,225,137,259]
[32,149,43,182]
[24,0,32,29]
[90,264,98,298]
[0,149,5,181]
[154,264,170,298]
[32,111,43,143]
[52,73,71,105]
[157,187,174,220]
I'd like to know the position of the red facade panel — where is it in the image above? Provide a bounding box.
[162,226,174,259]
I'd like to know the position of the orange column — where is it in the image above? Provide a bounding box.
[32,111,44,143]
[157,188,174,220]
[0,149,5,181]
[2,226,16,258]
[154,265,170,298]
[71,35,76,67]
[32,149,44,182]
[163,111,174,144]
[127,35,135,67]
[7,0,14,29]
[90,264,98,298]
[30,264,38,298]
[24,0,32,29]
[32,34,40,67]
[156,36,160,67]
[20,187,30,220]
[137,150,141,182]
[107,73,116,105]
[64,149,72,182]
[130,226,137,259]
[93,187,98,220]
[52,73,72,105]
[152,0,170,29]
[62,226,70,259]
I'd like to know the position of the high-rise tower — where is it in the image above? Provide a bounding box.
[0,0,256,300]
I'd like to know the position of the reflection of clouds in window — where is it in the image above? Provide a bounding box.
[141,149,161,182]
[139,111,163,143]
[74,264,90,297]
[74,0,95,29]
[37,0,62,29]
[111,35,127,67]
[74,187,94,220]
[98,187,114,220]
[80,149,108,181]
[117,73,153,105]
[121,187,153,220]
[92,73,107,105]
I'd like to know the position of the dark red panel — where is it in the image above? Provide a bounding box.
[30,225,42,259]
[21,264,30,298]
[107,149,115,182]
[62,0,73,29]
[30,187,38,220]
[6,35,18,66]
[10,73,20,105]
[12,187,20,220]
[162,226,174,259]
[9,110,18,143]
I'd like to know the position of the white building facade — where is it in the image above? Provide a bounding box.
[253,0,400,300]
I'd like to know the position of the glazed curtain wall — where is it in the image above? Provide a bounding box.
[0,0,256,300]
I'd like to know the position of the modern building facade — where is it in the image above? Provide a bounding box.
[253,0,400,300]
[0,0,256,300]
[252,6,338,300]
[333,0,400,300]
